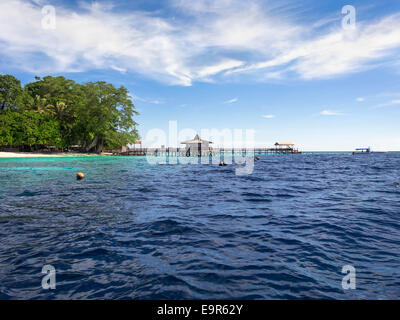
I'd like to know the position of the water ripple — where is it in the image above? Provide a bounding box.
[0,154,399,299]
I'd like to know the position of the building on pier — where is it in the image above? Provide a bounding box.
[267,142,301,154]
[180,134,213,156]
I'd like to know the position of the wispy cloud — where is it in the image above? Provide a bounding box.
[224,97,238,104]
[1,1,400,85]
[356,97,365,102]
[373,100,400,108]
[320,110,344,116]
[262,114,275,119]
[130,94,164,105]
[110,66,127,74]
[228,14,400,80]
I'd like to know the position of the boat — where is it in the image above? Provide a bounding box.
[352,147,386,155]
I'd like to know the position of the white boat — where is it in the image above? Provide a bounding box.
[352,147,386,155]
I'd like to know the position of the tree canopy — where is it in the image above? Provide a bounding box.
[0,75,139,152]
[0,75,25,112]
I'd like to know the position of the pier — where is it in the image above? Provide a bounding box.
[114,140,302,156]
[265,142,301,154]
[114,147,302,157]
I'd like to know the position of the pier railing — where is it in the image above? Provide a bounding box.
[114,147,302,156]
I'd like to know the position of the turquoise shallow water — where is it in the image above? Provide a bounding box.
[0,154,399,299]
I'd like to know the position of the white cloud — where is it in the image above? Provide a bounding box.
[374,99,400,108]
[356,97,365,102]
[111,66,127,74]
[262,114,275,119]
[224,98,238,104]
[193,60,244,80]
[130,94,164,105]
[1,0,400,85]
[320,110,344,116]
[230,14,400,79]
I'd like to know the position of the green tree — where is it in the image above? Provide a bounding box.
[0,112,16,146]
[0,75,25,112]
[76,82,139,152]
[0,111,62,149]
[0,75,139,151]
[25,76,80,146]
[24,76,77,106]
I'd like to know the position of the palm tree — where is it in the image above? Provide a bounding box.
[33,95,50,114]
[54,102,67,120]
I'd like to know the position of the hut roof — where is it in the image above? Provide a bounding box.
[275,142,295,146]
[181,134,213,144]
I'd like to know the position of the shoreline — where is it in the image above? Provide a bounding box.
[0,151,397,159]
[0,152,113,158]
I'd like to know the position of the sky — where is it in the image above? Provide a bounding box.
[1,0,400,150]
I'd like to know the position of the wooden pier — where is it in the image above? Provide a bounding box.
[114,147,301,157]
[114,141,301,156]
[265,142,301,154]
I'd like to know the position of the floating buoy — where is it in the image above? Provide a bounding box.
[76,172,85,180]
[255,156,261,160]
[219,161,227,166]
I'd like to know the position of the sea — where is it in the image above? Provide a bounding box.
[0,153,399,299]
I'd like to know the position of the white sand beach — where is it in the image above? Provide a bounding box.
[0,152,112,158]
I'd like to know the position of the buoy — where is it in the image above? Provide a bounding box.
[255,156,261,160]
[76,172,85,180]
[219,161,227,166]
[396,184,400,189]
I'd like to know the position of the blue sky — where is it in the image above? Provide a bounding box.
[1,0,400,150]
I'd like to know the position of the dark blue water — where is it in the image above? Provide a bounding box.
[0,154,399,299]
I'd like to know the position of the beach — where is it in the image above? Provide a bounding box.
[0,152,112,158]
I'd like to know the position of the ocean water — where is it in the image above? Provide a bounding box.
[0,154,399,299]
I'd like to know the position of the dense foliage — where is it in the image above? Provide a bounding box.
[0,75,139,152]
